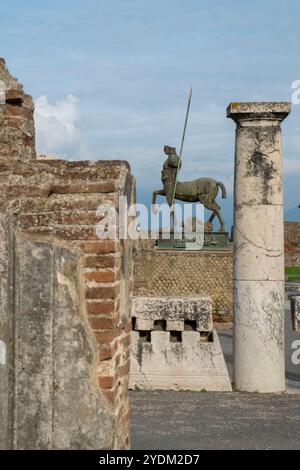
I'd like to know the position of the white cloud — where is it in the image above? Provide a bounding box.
[34,94,81,158]
[284,158,300,174]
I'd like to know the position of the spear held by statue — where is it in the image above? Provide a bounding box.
[152,87,227,232]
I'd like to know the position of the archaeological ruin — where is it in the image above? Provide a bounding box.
[0,59,135,449]
[0,58,295,450]
[130,296,231,391]
[228,102,290,393]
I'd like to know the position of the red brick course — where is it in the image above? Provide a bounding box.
[1,155,134,450]
[0,62,134,448]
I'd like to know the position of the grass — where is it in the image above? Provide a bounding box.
[285,266,300,282]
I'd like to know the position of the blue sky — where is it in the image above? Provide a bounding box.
[1,0,300,227]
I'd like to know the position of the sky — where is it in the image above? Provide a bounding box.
[1,0,300,228]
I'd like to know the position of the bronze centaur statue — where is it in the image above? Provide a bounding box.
[152,146,227,232]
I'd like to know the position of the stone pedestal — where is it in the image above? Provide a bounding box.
[227,102,291,392]
[130,296,232,391]
[156,230,230,251]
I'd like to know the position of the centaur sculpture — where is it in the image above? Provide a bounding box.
[152,145,227,232]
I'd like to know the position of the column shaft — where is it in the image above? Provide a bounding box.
[227,102,291,392]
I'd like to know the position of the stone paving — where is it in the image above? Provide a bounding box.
[130,391,300,450]
[130,302,300,449]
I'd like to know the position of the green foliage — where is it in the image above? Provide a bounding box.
[285,267,300,281]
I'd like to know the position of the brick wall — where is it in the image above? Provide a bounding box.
[0,59,135,449]
[284,222,300,267]
[285,222,300,248]
[4,161,135,449]
[134,240,233,323]
[134,223,300,324]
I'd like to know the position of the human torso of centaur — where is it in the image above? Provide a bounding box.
[161,154,182,206]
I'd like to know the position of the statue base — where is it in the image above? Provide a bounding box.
[202,231,231,251]
[156,230,230,251]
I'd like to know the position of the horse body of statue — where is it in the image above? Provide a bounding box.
[152,146,227,232]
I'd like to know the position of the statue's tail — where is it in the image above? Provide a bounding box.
[217,181,227,199]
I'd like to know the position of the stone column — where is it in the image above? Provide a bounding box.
[227,102,291,393]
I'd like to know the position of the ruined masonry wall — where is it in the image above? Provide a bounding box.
[0,59,135,449]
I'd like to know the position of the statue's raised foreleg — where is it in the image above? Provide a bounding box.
[152,189,166,214]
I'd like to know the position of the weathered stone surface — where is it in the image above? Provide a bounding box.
[228,102,290,393]
[233,280,285,392]
[130,296,231,392]
[0,218,13,449]
[0,59,136,449]
[234,205,284,281]
[228,104,288,207]
[0,58,36,161]
[132,296,213,331]
[8,237,114,449]
[0,213,14,450]
[227,101,291,119]
[0,340,5,364]
[130,329,231,391]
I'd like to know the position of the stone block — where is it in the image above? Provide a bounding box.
[167,319,184,331]
[133,296,213,332]
[227,101,291,118]
[0,236,114,449]
[130,296,231,392]
[130,329,231,392]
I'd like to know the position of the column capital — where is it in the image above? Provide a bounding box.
[227,102,291,124]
